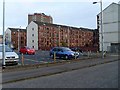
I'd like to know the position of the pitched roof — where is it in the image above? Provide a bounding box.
[8,28,26,32]
[33,21,94,32]
[97,2,120,15]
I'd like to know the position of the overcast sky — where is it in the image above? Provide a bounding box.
[0,0,119,35]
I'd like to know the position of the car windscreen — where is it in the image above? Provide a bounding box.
[62,48,71,51]
[26,47,31,49]
[0,45,13,52]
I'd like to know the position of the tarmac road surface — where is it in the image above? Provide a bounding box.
[3,58,119,88]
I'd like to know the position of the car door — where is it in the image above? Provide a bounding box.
[57,48,63,57]
[20,47,24,53]
[52,48,58,56]
[54,48,60,57]
[22,47,26,53]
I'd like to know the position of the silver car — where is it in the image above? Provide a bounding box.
[0,44,19,65]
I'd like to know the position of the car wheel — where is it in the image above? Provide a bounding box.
[50,54,54,59]
[64,55,69,60]
[26,52,28,55]
[14,62,18,65]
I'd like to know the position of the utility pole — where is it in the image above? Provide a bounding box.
[58,26,61,47]
[93,0,104,58]
[18,29,20,52]
[67,27,70,47]
[100,0,104,58]
[2,0,6,68]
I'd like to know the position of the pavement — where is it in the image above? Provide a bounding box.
[2,54,119,84]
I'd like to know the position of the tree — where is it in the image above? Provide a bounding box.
[61,41,67,47]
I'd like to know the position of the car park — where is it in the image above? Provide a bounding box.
[50,47,79,59]
[19,46,35,55]
[0,44,19,65]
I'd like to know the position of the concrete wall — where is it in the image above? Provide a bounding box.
[118,3,120,43]
[98,3,119,51]
[27,21,38,50]
[5,28,11,43]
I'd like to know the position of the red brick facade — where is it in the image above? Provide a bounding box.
[28,13,53,24]
[6,28,27,50]
[6,24,98,52]
[35,21,99,51]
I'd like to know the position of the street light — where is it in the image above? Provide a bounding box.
[18,29,20,52]
[67,27,70,47]
[58,26,61,47]
[2,0,5,68]
[93,0,104,58]
[18,26,21,53]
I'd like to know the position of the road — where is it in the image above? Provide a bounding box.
[3,60,118,88]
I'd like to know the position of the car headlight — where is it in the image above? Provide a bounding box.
[71,53,74,56]
[75,52,79,55]
[27,49,30,51]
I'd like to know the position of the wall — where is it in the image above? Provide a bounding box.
[98,3,119,51]
[5,28,11,43]
[27,21,38,50]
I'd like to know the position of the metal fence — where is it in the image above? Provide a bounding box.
[107,45,120,53]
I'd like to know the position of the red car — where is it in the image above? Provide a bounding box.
[19,46,35,55]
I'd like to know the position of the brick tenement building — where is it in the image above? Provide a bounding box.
[27,21,98,51]
[28,13,53,24]
[5,28,27,50]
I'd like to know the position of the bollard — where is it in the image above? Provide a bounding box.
[54,52,56,63]
[97,51,99,57]
[46,62,49,67]
[90,50,92,56]
[88,51,90,58]
[103,51,106,57]
[21,53,24,66]
[75,52,77,59]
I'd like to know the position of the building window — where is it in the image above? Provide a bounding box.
[32,34,34,37]
[21,37,24,40]
[21,41,23,44]
[32,46,34,48]
[46,28,49,30]
[47,41,49,45]
[32,28,34,30]
[32,40,34,43]
[56,33,59,37]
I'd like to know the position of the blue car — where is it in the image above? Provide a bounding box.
[50,47,79,59]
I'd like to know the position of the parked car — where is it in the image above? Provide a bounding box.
[50,47,79,59]
[19,46,35,55]
[0,44,19,65]
[70,47,83,53]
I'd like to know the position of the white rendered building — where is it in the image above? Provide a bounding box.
[97,2,120,52]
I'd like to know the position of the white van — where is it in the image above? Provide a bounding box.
[0,44,19,65]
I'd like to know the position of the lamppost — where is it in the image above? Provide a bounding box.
[18,29,20,52]
[67,27,70,47]
[93,0,104,58]
[2,0,5,68]
[58,26,61,47]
